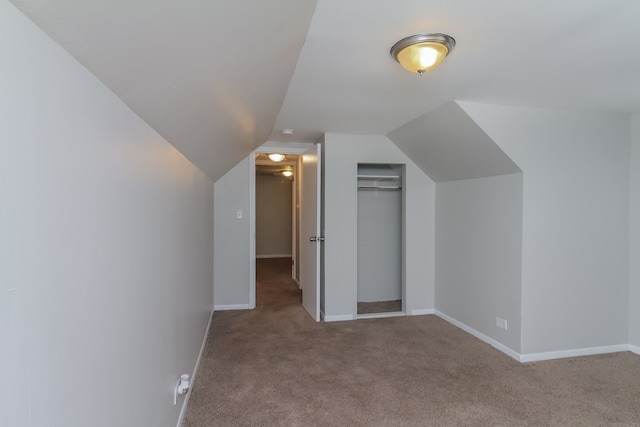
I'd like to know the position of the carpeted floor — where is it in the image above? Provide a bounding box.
[358,299,402,315]
[183,258,640,426]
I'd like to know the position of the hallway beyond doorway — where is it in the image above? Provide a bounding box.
[255,257,301,309]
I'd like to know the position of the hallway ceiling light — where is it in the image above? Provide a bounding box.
[390,33,456,75]
[268,153,285,162]
[282,170,293,177]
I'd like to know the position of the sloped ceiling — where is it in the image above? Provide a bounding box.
[9,0,317,182]
[388,102,520,182]
[10,0,640,181]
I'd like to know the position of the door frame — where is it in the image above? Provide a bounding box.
[249,143,315,309]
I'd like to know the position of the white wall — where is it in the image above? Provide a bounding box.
[213,157,251,308]
[256,175,292,257]
[0,2,214,426]
[460,102,630,355]
[435,174,523,353]
[630,113,640,349]
[323,134,435,319]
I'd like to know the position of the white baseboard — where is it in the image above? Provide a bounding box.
[435,310,521,362]
[521,344,632,363]
[213,304,251,311]
[323,314,356,322]
[357,311,405,320]
[256,254,292,259]
[177,307,214,427]
[410,308,435,316]
[434,310,638,363]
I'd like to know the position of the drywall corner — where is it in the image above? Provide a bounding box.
[630,113,640,348]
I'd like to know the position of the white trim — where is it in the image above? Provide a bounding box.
[256,141,314,155]
[434,310,637,363]
[256,254,292,259]
[313,143,322,321]
[357,311,405,320]
[435,310,521,362]
[249,153,256,310]
[291,169,297,282]
[213,304,251,311]
[323,314,357,322]
[520,344,631,363]
[410,308,435,316]
[177,308,214,427]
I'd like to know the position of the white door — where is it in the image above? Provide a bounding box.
[300,144,321,321]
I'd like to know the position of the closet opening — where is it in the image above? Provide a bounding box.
[356,163,405,318]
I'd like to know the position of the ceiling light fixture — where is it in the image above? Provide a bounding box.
[282,170,293,177]
[268,153,285,162]
[281,129,295,135]
[390,33,456,75]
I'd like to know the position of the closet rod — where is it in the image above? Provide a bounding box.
[357,186,402,190]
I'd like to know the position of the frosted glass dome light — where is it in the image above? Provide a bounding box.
[268,153,285,162]
[391,33,456,75]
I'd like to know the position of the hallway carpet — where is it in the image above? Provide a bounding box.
[183,258,640,426]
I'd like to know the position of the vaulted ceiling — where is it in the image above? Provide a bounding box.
[11,0,640,181]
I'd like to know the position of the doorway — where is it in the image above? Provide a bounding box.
[255,154,299,285]
[249,143,324,322]
[250,144,321,321]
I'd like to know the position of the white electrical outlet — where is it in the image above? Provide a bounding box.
[496,317,508,330]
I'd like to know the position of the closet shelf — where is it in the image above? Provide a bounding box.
[357,174,400,180]
[357,174,402,190]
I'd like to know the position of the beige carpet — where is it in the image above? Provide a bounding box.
[183,258,640,426]
[358,299,402,314]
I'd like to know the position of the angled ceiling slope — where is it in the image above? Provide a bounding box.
[10,0,318,182]
[388,101,521,182]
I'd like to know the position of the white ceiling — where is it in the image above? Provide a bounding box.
[10,0,640,181]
